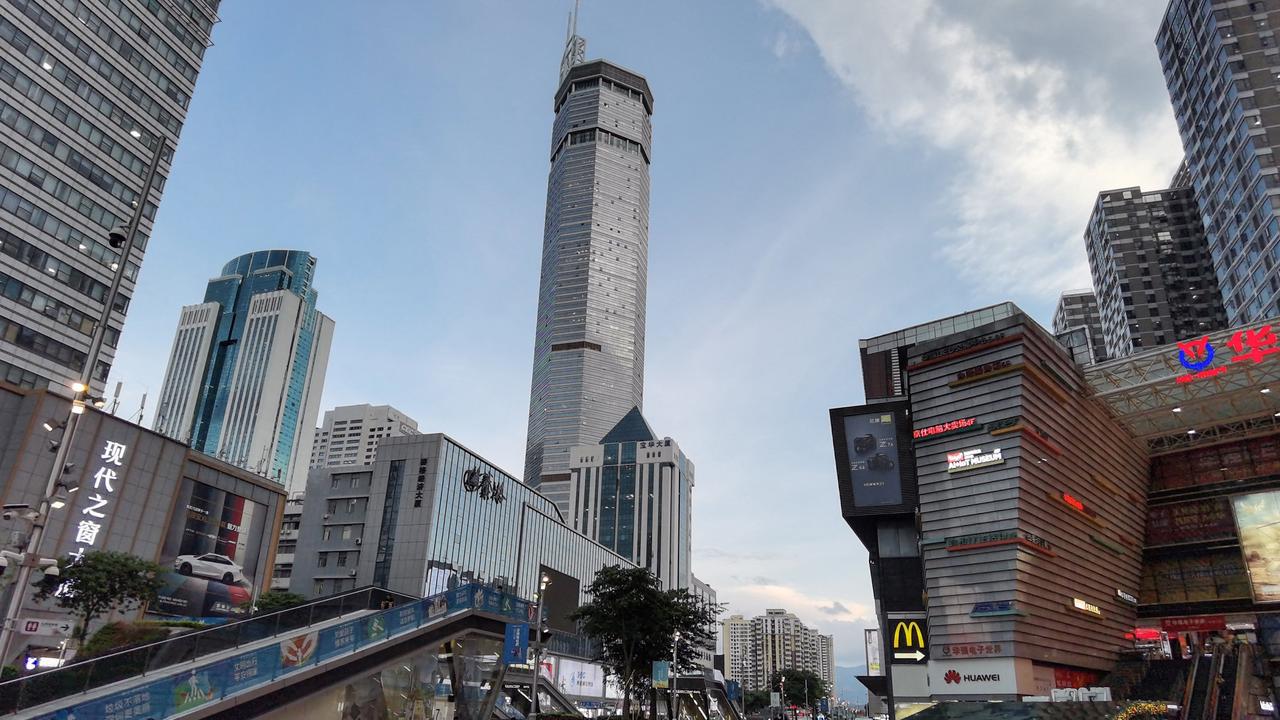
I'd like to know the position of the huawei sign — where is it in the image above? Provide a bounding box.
[943,669,1001,685]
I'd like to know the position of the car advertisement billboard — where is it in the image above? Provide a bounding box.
[152,479,270,619]
[1233,489,1280,602]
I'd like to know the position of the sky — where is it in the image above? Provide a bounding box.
[107,0,1184,668]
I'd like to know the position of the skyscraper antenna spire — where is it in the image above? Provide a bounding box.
[559,0,586,82]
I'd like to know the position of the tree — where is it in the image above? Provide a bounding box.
[34,551,165,643]
[744,689,773,713]
[255,590,306,613]
[768,669,828,710]
[571,565,720,720]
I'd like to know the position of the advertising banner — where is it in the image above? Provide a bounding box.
[1233,490,1280,601]
[317,620,360,662]
[843,411,904,507]
[864,628,882,676]
[278,630,319,674]
[62,675,175,720]
[153,479,269,619]
[558,658,605,697]
[221,644,280,696]
[388,601,422,634]
[1145,498,1236,546]
[504,623,529,665]
[652,660,670,689]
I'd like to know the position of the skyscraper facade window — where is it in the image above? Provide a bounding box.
[1052,289,1108,364]
[567,407,693,590]
[524,29,654,498]
[154,250,334,491]
[0,0,217,391]
[1157,0,1280,324]
[1083,185,1227,359]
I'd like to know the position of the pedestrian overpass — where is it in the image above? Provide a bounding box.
[0,584,584,719]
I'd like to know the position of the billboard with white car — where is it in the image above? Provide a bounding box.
[152,479,270,619]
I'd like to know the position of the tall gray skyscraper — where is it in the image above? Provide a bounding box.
[1158,0,1280,324]
[154,250,334,491]
[523,20,654,507]
[0,0,217,392]
[1084,184,1226,358]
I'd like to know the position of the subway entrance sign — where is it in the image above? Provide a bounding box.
[890,618,928,663]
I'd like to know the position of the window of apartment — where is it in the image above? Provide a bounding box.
[322,527,332,541]
[347,498,358,513]
[337,552,347,567]
[277,541,296,554]
[327,500,337,515]
[314,580,324,596]
[318,552,328,568]
[351,476,362,489]
[342,526,355,540]
[331,478,340,489]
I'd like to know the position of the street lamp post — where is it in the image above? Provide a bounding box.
[0,136,167,665]
[671,630,680,720]
[530,573,550,720]
[780,674,786,720]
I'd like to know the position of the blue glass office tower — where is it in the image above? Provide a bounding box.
[155,250,334,490]
[1157,0,1280,323]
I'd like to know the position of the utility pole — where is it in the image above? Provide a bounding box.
[0,135,167,666]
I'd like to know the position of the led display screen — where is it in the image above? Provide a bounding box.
[1234,490,1280,602]
[539,565,581,635]
[842,411,904,507]
[1145,498,1237,547]
[1139,549,1251,605]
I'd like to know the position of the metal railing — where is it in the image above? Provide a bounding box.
[0,585,410,714]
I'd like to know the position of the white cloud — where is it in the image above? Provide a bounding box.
[765,0,1183,297]
[722,578,872,625]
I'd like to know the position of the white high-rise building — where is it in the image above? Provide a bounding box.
[722,614,754,688]
[310,404,420,468]
[154,250,334,492]
[722,609,834,692]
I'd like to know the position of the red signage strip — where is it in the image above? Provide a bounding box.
[1054,491,1107,528]
[1160,615,1226,633]
[913,417,977,440]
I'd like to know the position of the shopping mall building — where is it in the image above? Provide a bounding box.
[834,303,1280,715]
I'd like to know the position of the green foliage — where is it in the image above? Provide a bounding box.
[79,622,171,658]
[255,590,306,613]
[34,551,165,642]
[571,565,721,719]
[767,669,828,708]
[744,689,773,713]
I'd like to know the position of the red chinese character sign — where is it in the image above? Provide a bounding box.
[1177,324,1280,383]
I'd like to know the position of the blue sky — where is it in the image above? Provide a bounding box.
[108,0,1182,667]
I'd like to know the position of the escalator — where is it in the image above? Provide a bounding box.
[1183,652,1214,720]
[1212,647,1238,719]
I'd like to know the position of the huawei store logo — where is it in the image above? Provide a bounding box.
[944,669,1000,685]
[944,670,961,684]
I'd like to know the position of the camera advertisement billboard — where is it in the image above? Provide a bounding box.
[152,479,270,619]
[843,411,904,507]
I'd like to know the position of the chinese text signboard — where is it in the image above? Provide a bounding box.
[1176,324,1280,383]
[66,440,128,563]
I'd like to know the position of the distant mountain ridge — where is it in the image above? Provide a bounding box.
[834,665,868,706]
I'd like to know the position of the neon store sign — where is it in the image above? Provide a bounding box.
[913,417,976,440]
[946,447,1003,473]
[1176,325,1280,383]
